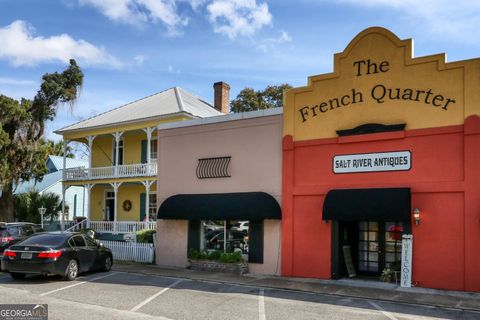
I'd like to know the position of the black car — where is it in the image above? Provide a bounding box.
[1,232,113,281]
[0,222,43,256]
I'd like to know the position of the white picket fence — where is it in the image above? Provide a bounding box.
[101,240,155,263]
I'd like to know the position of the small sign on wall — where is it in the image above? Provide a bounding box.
[401,234,413,288]
[333,151,411,173]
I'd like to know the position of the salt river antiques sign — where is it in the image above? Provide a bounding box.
[333,151,411,174]
[401,234,413,288]
[298,59,456,123]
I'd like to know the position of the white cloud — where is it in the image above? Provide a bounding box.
[0,20,122,68]
[79,0,188,34]
[335,0,480,44]
[138,0,188,32]
[0,77,36,86]
[256,30,292,52]
[78,0,146,25]
[134,54,147,64]
[207,0,272,39]
[77,0,274,39]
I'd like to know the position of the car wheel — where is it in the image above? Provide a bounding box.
[10,273,26,280]
[63,259,79,281]
[103,255,112,272]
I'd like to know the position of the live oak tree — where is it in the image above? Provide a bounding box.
[0,60,83,222]
[230,84,292,113]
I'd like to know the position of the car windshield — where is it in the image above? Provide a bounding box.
[19,234,66,247]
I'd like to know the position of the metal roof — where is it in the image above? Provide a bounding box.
[55,87,222,134]
[47,156,88,172]
[14,171,63,194]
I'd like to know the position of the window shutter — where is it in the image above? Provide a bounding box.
[140,193,146,221]
[141,140,147,163]
[248,221,264,263]
[188,220,201,252]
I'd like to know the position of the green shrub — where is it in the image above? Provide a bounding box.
[219,251,244,263]
[188,248,199,259]
[136,229,156,243]
[188,249,243,263]
[208,250,222,260]
[188,248,209,259]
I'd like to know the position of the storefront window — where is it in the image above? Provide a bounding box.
[200,220,249,254]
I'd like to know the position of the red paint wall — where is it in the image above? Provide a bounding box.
[282,116,480,292]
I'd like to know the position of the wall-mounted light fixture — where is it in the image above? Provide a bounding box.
[413,208,421,225]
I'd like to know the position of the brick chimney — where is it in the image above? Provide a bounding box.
[213,81,230,114]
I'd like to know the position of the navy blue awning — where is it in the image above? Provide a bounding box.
[323,188,411,221]
[158,192,281,220]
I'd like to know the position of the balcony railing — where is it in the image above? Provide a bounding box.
[63,162,157,181]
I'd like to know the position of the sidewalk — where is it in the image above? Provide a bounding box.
[112,262,480,312]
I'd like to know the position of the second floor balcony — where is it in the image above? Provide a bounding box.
[63,161,157,181]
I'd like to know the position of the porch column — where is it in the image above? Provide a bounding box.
[62,139,70,181]
[142,127,155,165]
[85,184,95,220]
[112,131,124,177]
[86,136,96,179]
[110,182,122,233]
[61,185,70,231]
[141,180,155,223]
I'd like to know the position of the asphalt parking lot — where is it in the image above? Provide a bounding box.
[0,270,478,320]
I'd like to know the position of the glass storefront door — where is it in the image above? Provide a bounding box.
[358,221,405,275]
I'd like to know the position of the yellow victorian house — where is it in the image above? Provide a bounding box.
[55,84,229,233]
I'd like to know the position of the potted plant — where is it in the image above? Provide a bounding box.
[380,267,395,283]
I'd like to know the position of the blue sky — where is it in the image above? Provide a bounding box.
[1,0,479,141]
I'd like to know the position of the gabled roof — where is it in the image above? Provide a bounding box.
[55,87,222,134]
[14,171,63,194]
[46,156,88,173]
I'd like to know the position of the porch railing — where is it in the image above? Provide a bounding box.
[102,240,155,263]
[64,219,89,232]
[88,221,157,234]
[63,162,157,181]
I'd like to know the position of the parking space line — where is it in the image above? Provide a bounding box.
[40,272,119,297]
[368,300,399,320]
[259,288,266,320]
[130,279,183,312]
